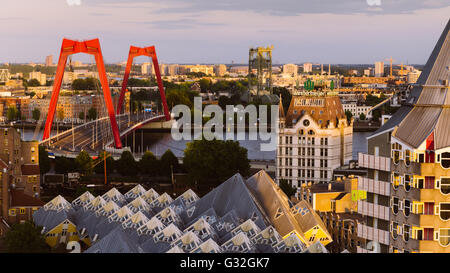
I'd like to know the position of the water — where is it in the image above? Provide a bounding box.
[23,128,369,161]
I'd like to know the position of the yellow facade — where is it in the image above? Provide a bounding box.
[44,219,80,248]
[303,225,332,246]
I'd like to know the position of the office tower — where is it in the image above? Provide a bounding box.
[375,62,384,77]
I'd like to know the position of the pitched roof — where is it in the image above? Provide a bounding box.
[393,19,450,149]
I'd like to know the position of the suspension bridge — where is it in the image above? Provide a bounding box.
[38,38,171,157]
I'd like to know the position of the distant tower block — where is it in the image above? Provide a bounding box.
[248,46,273,97]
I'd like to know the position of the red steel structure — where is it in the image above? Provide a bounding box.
[42,38,123,149]
[116,46,170,121]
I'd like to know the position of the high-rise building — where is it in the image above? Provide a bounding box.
[141,63,151,75]
[283,64,298,77]
[167,64,179,76]
[375,62,384,77]
[407,70,422,84]
[303,63,313,73]
[277,86,353,187]
[45,55,53,67]
[357,20,450,253]
[214,64,227,77]
[388,20,450,253]
[29,71,47,86]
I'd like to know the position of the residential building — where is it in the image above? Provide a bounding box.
[33,170,331,252]
[214,64,227,77]
[299,176,365,252]
[0,128,43,236]
[29,71,47,86]
[341,101,373,119]
[407,70,422,84]
[277,87,353,187]
[388,20,450,253]
[375,62,384,77]
[45,55,53,67]
[283,64,298,77]
[303,63,313,73]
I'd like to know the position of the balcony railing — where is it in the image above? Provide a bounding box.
[357,223,390,245]
[358,153,391,172]
[358,176,390,196]
[358,200,390,221]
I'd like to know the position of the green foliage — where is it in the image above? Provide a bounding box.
[183,139,250,186]
[4,221,50,253]
[87,107,97,120]
[218,95,232,109]
[166,89,193,109]
[199,78,212,92]
[78,111,85,120]
[55,157,76,174]
[116,151,138,176]
[345,110,353,123]
[73,185,95,199]
[160,149,179,177]
[6,106,18,121]
[38,146,51,175]
[279,179,296,198]
[139,151,159,176]
[359,113,366,120]
[27,79,41,87]
[72,77,101,91]
[75,150,93,176]
[127,78,154,87]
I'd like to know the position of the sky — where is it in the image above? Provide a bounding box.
[0,0,449,64]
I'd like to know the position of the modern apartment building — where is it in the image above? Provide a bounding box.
[283,64,298,77]
[375,62,384,77]
[277,88,353,187]
[388,20,449,253]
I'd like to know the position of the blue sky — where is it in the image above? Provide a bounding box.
[1,0,449,64]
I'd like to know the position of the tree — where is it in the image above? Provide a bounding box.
[218,95,231,109]
[55,157,77,174]
[199,78,211,93]
[4,221,50,253]
[344,110,353,123]
[73,185,95,199]
[279,179,296,198]
[139,151,159,176]
[87,107,97,120]
[183,139,250,186]
[116,151,138,176]
[75,150,93,176]
[6,106,18,121]
[32,108,41,121]
[160,149,179,177]
[27,79,41,87]
[78,112,85,120]
[359,113,366,120]
[38,146,51,175]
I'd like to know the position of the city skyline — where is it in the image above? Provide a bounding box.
[0,1,449,64]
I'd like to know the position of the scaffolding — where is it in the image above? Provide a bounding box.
[248,46,273,98]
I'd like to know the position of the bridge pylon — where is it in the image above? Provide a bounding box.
[116,46,170,121]
[42,38,123,149]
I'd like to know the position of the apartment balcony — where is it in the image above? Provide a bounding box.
[358,176,390,196]
[358,200,390,221]
[357,223,390,246]
[358,153,391,172]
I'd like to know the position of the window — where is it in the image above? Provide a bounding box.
[8,209,16,216]
[424,228,434,241]
[404,200,411,217]
[391,222,399,239]
[391,143,402,164]
[405,150,411,166]
[404,175,411,192]
[391,197,399,214]
[438,229,450,247]
[440,178,450,195]
[424,202,434,215]
[303,119,310,127]
[392,172,401,189]
[20,208,26,214]
[441,152,450,169]
[439,203,450,221]
[308,130,315,135]
[403,225,410,242]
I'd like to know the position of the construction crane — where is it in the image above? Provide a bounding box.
[384,57,396,78]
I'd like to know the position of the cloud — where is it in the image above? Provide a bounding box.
[85,0,450,16]
[125,18,225,30]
